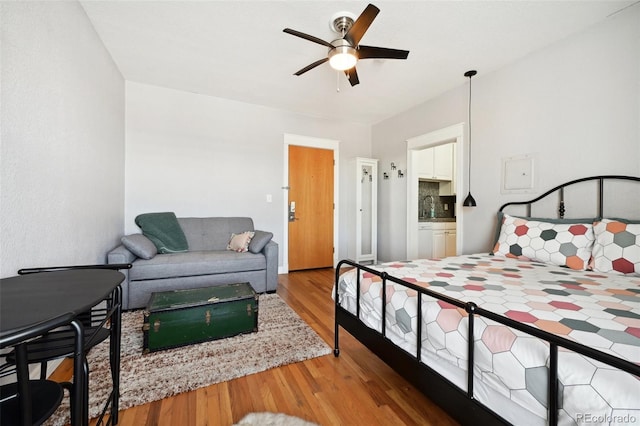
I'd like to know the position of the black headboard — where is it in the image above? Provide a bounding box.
[499,175,640,219]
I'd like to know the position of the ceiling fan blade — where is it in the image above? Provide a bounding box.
[344,4,380,47]
[283,28,334,48]
[294,58,329,76]
[344,67,360,86]
[358,45,409,60]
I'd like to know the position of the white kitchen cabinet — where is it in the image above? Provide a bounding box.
[445,229,457,257]
[432,230,446,258]
[418,222,456,259]
[438,146,457,196]
[417,144,454,181]
[418,223,433,258]
[432,222,457,258]
[348,158,378,264]
[417,148,435,178]
[433,144,453,180]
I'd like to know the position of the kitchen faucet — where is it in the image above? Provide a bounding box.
[427,195,435,218]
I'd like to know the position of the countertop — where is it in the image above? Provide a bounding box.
[418,217,456,223]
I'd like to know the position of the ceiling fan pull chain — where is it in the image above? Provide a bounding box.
[337,71,340,92]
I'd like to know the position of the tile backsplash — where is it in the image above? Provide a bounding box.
[418,181,456,219]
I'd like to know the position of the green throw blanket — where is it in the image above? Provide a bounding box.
[135,212,188,253]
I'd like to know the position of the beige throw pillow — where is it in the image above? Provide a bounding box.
[227,231,255,253]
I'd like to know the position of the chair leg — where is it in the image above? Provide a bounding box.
[83,356,90,426]
[39,360,48,380]
[15,343,33,425]
[61,380,74,421]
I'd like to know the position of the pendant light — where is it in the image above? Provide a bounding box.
[463,70,477,207]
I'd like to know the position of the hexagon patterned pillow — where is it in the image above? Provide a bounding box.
[492,214,595,270]
[591,219,640,275]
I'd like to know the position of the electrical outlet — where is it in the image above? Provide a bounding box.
[444,204,448,211]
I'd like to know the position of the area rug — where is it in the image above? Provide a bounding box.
[46,294,331,425]
[234,412,319,426]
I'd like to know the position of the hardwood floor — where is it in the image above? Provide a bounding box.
[51,269,459,426]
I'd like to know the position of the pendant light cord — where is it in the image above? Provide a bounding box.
[463,70,477,207]
[467,74,472,193]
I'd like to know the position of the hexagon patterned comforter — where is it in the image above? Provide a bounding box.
[335,254,640,425]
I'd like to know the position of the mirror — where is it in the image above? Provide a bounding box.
[361,165,373,257]
[351,157,378,264]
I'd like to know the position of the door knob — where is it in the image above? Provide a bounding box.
[289,201,296,222]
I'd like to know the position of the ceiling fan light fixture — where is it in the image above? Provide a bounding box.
[328,46,358,70]
[283,4,408,86]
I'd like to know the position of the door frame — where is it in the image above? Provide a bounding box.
[283,134,340,273]
[406,123,465,259]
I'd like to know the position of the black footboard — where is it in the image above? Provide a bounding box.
[335,304,507,425]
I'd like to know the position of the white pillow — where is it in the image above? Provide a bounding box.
[492,214,594,270]
[591,219,640,275]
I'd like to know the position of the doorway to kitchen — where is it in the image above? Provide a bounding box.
[406,123,465,259]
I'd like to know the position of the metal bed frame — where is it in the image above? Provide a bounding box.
[334,175,640,425]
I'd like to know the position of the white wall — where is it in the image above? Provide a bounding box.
[0,2,125,277]
[373,4,640,261]
[124,82,370,267]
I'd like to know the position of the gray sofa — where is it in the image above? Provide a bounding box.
[107,217,278,310]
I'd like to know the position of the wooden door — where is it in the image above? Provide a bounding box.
[288,145,334,271]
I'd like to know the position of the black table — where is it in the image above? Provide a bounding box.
[0,269,125,426]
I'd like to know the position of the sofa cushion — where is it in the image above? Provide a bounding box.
[129,250,266,281]
[135,212,189,253]
[178,217,255,251]
[249,230,273,253]
[121,234,157,260]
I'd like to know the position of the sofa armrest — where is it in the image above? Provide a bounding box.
[107,244,137,309]
[262,240,279,292]
[107,244,137,264]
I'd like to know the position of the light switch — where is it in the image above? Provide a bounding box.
[266,194,272,203]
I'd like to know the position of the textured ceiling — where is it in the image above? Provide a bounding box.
[80,1,635,125]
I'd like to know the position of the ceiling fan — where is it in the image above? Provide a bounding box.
[283,3,409,87]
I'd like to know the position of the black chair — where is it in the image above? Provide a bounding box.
[2,263,130,426]
[0,315,80,426]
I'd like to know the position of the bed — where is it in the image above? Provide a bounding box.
[333,175,640,426]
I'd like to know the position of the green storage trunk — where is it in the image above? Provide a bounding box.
[142,282,258,354]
